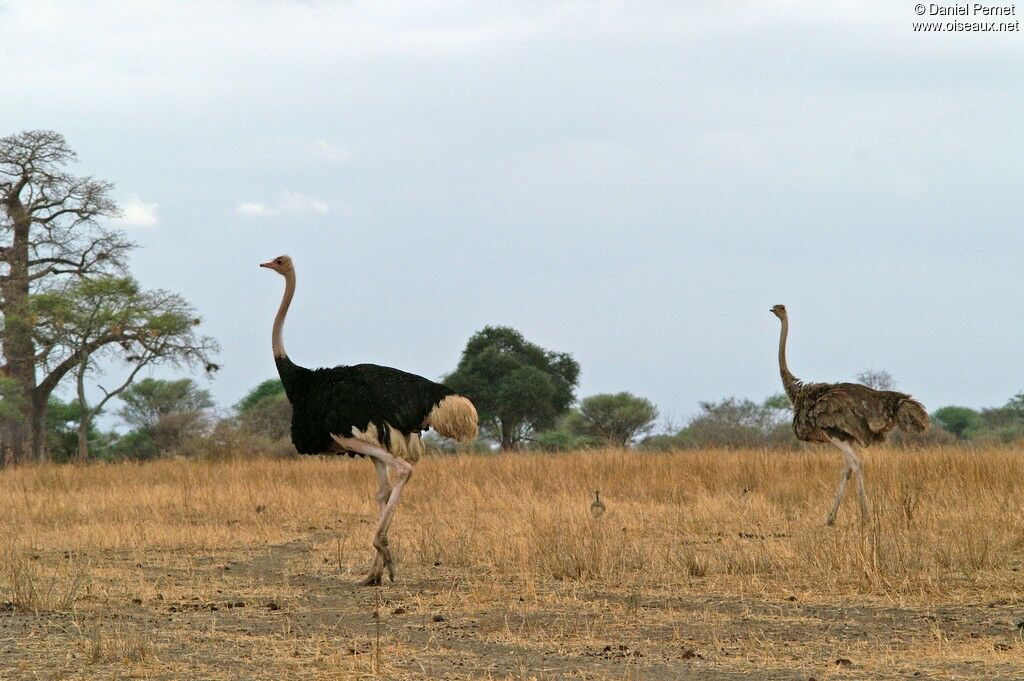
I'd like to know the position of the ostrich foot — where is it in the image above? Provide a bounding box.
[358,572,383,587]
[373,535,395,578]
[825,514,837,527]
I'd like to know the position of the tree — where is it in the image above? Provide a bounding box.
[0,377,25,464]
[856,369,896,391]
[676,397,796,449]
[445,326,579,450]
[566,392,658,447]
[44,396,111,462]
[235,379,291,440]
[973,393,1024,444]
[118,378,214,454]
[931,406,981,441]
[31,276,219,460]
[1,130,132,461]
[763,393,792,412]
[236,379,285,413]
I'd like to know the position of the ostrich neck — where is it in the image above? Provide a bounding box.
[778,315,800,399]
[272,270,295,359]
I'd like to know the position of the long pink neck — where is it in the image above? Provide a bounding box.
[272,269,295,358]
[778,314,799,399]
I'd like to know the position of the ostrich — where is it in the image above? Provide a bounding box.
[770,304,929,525]
[590,491,606,518]
[261,255,479,585]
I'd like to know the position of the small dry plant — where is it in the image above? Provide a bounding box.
[74,618,153,665]
[1,540,90,613]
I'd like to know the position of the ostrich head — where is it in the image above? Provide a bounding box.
[259,255,293,274]
[770,304,787,319]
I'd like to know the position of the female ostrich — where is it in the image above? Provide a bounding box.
[261,255,478,585]
[770,304,928,525]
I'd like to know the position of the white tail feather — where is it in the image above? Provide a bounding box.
[427,395,478,444]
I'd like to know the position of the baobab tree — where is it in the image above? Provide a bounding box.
[1,130,215,462]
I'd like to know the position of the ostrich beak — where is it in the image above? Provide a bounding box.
[259,261,273,268]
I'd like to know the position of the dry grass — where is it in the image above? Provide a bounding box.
[1,446,1024,679]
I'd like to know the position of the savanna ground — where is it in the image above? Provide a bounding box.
[2,446,1024,680]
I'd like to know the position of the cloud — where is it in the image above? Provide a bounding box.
[235,191,330,217]
[236,201,273,216]
[302,138,351,163]
[116,196,159,227]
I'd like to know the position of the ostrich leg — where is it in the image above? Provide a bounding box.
[825,461,853,526]
[331,434,413,586]
[828,438,871,524]
[363,459,392,585]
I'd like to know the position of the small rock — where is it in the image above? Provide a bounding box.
[131,597,142,605]
[681,648,702,660]
[393,606,407,615]
[267,601,280,611]
[432,614,446,622]
[786,595,797,602]
[835,658,853,667]
[235,601,245,608]
[255,505,265,513]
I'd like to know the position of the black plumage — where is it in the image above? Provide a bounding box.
[276,356,456,456]
[261,254,478,586]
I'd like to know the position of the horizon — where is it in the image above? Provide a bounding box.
[2,1,1021,425]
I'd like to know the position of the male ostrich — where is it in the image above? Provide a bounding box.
[770,305,929,525]
[261,255,478,585]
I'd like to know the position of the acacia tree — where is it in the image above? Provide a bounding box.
[1,130,131,461]
[566,392,658,447]
[31,276,219,460]
[118,378,214,454]
[235,379,290,440]
[445,326,579,450]
[931,405,981,441]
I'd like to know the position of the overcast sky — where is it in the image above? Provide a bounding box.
[2,1,1022,423]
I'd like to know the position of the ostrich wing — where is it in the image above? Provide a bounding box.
[804,383,906,446]
[289,363,455,455]
[330,363,456,434]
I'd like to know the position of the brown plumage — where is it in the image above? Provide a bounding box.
[771,304,929,525]
[590,491,606,519]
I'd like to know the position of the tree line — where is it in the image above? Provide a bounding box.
[1,130,1018,463]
